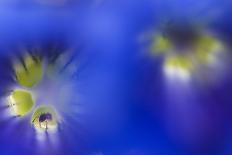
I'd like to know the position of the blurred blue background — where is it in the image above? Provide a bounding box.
[0,0,232,155]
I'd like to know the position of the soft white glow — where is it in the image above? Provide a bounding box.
[164,65,191,82]
[7,96,17,116]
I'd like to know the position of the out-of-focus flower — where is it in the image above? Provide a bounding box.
[150,22,227,82]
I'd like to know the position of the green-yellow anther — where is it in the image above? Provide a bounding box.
[195,35,221,63]
[165,56,193,71]
[7,89,34,116]
[152,34,172,54]
[14,55,43,88]
[31,106,58,131]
